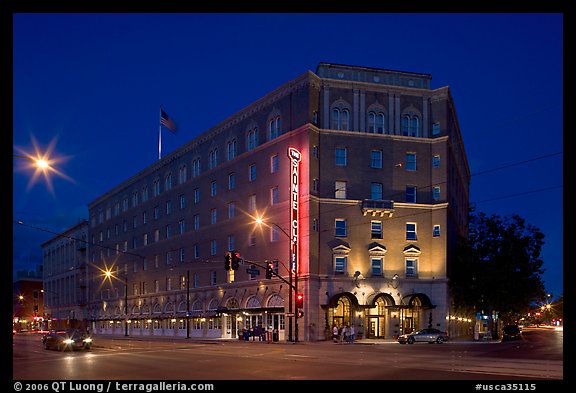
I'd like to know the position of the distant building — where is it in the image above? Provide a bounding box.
[13,276,44,331]
[87,63,470,341]
[41,220,89,330]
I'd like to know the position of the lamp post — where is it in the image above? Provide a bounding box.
[104,269,129,336]
[255,217,297,342]
[41,288,60,330]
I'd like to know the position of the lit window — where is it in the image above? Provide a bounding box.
[406,223,417,240]
[335,181,347,199]
[406,258,418,277]
[334,256,347,274]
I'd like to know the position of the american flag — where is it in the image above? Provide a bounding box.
[160,108,177,133]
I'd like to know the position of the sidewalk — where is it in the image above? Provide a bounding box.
[89,333,499,346]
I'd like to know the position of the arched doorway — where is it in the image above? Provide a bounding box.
[400,293,435,334]
[326,292,359,331]
[365,293,396,339]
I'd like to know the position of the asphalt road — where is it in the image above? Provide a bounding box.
[12,327,563,384]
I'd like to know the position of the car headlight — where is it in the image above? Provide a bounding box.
[83,337,92,343]
[64,339,74,345]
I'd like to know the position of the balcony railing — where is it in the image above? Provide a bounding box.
[362,199,394,217]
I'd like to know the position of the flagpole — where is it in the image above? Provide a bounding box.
[158,106,162,160]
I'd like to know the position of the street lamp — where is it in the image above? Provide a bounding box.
[254,217,298,342]
[41,288,60,330]
[104,269,129,336]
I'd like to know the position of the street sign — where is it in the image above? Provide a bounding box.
[246,266,260,275]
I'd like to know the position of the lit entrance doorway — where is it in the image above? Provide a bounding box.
[365,293,395,339]
[324,292,360,335]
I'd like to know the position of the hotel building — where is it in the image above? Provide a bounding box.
[87,63,470,341]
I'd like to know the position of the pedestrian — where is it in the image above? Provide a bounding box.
[349,325,355,343]
[340,325,347,344]
[333,325,339,343]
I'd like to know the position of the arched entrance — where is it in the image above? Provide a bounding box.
[326,292,359,331]
[400,293,435,334]
[365,293,396,339]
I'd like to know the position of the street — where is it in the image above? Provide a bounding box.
[13,327,563,382]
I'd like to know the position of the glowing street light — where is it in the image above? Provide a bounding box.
[102,267,129,337]
[13,135,73,193]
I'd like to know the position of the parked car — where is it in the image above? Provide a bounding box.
[41,329,93,351]
[398,328,449,344]
[501,324,522,341]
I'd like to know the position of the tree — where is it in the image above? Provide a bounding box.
[450,212,546,322]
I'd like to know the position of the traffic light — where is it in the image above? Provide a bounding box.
[225,252,231,271]
[296,293,304,309]
[231,251,241,270]
[266,262,274,279]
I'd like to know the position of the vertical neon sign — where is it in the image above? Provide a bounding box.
[288,147,301,273]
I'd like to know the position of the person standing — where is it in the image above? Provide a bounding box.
[333,325,339,343]
[340,325,347,344]
[349,325,355,343]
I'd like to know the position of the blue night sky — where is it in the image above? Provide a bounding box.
[12,13,564,299]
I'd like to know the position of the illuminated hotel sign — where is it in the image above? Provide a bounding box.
[288,147,301,273]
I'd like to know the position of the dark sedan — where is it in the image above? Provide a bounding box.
[501,324,522,341]
[398,328,449,344]
[41,329,93,351]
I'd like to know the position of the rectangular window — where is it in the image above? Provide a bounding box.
[228,173,236,190]
[405,153,417,171]
[210,240,217,256]
[211,209,217,225]
[166,251,172,265]
[271,186,279,205]
[194,189,200,204]
[406,258,418,277]
[335,147,347,166]
[193,245,199,260]
[270,154,279,173]
[271,226,279,242]
[211,181,217,197]
[432,122,441,136]
[371,182,383,200]
[194,215,200,230]
[371,220,382,239]
[371,150,383,169]
[335,219,347,237]
[154,206,159,220]
[228,202,235,219]
[154,229,160,242]
[249,164,257,182]
[432,155,441,168]
[165,224,172,239]
[210,271,217,286]
[166,200,172,215]
[179,219,185,234]
[180,194,186,209]
[335,181,347,199]
[433,224,441,237]
[334,256,346,274]
[406,223,417,240]
[193,272,199,288]
[432,186,441,201]
[248,194,256,212]
[142,211,147,225]
[228,235,235,251]
[371,257,383,276]
[406,186,417,203]
[180,248,185,263]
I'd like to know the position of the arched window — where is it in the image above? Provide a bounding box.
[247,128,258,151]
[368,111,385,134]
[268,116,281,140]
[402,113,420,137]
[331,107,350,131]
